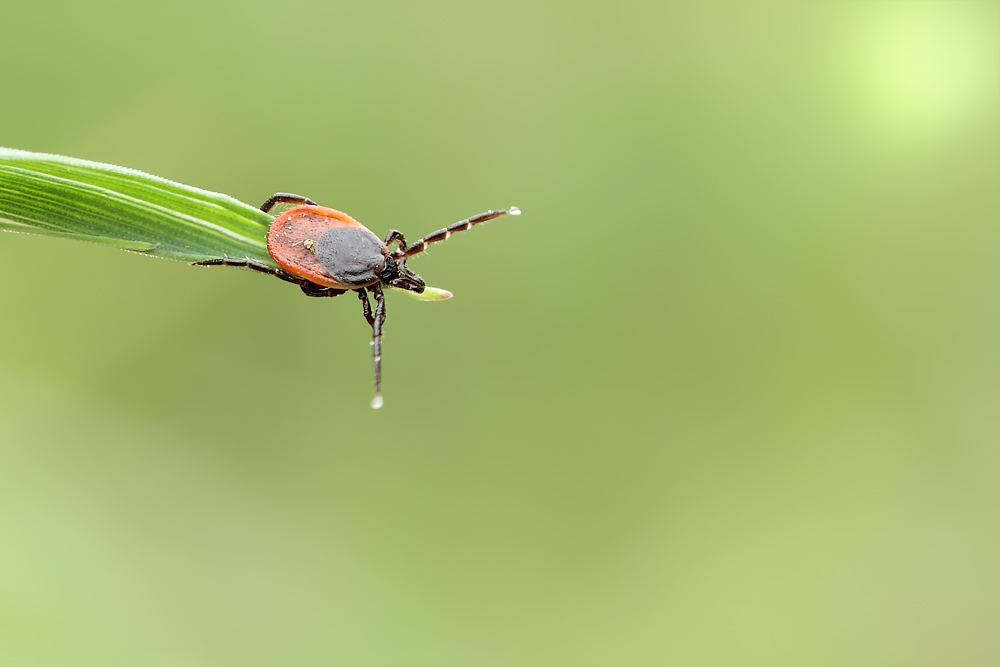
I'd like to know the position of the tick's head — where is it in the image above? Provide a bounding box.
[379,254,426,293]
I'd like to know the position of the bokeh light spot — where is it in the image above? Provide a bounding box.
[843,1,997,148]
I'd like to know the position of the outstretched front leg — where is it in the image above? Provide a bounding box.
[393,208,517,259]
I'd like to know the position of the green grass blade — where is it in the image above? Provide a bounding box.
[388,285,453,301]
[0,147,278,267]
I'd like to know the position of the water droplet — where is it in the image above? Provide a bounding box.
[371,394,384,409]
[509,206,521,216]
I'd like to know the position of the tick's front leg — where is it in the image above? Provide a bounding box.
[383,229,407,254]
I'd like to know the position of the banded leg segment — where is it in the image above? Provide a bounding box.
[260,192,317,214]
[394,208,512,259]
[370,283,386,408]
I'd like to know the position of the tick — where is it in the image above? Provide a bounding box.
[195,193,520,408]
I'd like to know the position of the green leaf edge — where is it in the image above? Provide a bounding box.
[0,147,278,267]
[0,148,456,300]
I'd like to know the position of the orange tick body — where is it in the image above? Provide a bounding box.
[267,205,388,290]
[196,192,519,408]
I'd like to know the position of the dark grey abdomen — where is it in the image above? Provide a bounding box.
[316,226,386,287]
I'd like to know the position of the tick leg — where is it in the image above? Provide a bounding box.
[370,283,386,407]
[356,288,375,328]
[394,209,512,259]
[300,282,348,298]
[193,257,304,285]
[383,229,408,253]
[260,192,317,213]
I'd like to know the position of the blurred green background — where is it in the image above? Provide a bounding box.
[1,1,998,665]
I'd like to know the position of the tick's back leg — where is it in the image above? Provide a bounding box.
[260,192,317,214]
[192,257,305,285]
[299,282,348,298]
